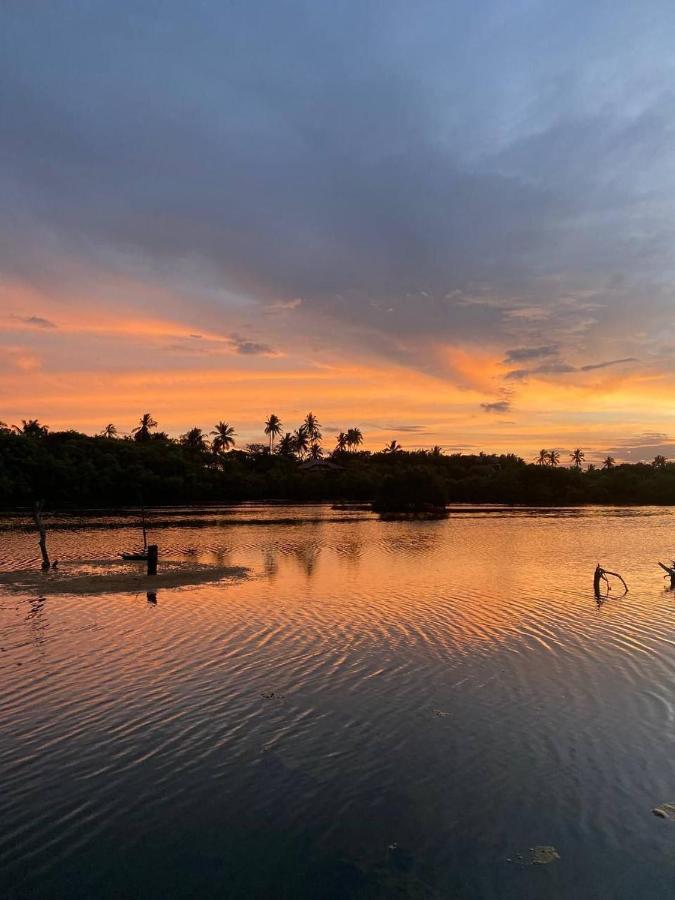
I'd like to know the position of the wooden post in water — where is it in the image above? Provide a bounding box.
[147,544,158,576]
[32,500,51,570]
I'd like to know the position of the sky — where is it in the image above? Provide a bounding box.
[2,0,675,461]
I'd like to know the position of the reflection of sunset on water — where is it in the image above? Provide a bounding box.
[3,506,675,896]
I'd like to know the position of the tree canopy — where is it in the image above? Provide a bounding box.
[2,420,675,509]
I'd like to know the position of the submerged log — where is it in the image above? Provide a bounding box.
[32,500,51,570]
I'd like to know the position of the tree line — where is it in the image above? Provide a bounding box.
[2,414,675,509]
[85,411,364,459]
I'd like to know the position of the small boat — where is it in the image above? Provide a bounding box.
[120,503,149,561]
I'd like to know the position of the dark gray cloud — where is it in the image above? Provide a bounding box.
[361,423,428,433]
[506,357,637,382]
[1,1,674,374]
[580,357,638,372]
[504,346,558,363]
[12,315,57,329]
[227,334,275,356]
[608,436,675,463]
[481,400,511,414]
[164,332,275,356]
[606,432,674,462]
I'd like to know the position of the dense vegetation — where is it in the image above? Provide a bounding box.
[0,413,675,509]
[2,415,675,510]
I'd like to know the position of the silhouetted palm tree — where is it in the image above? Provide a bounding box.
[653,455,667,469]
[309,442,323,460]
[346,427,363,451]
[548,449,560,467]
[210,422,236,453]
[570,448,585,469]
[264,414,282,451]
[101,424,117,439]
[536,449,549,466]
[602,456,616,470]
[181,427,207,451]
[335,432,348,452]
[277,432,296,457]
[294,425,309,458]
[132,413,157,442]
[384,440,402,453]
[431,445,443,457]
[303,412,321,442]
[14,419,48,438]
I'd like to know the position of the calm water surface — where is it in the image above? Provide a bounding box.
[3,504,675,898]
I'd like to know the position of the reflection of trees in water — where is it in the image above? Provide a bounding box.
[334,538,363,568]
[202,546,233,567]
[262,549,279,580]
[290,543,321,578]
[25,596,48,654]
[380,526,443,557]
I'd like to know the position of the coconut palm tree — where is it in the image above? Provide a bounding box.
[570,448,585,469]
[101,423,117,439]
[303,412,322,442]
[346,427,363,451]
[653,455,667,469]
[548,449,561,467]
[536,449,549,466]
[294,425,309,458]
[132,413,157,442]
[309,442,323,460]
[602,455,616,470]
[181,427,207,452]
[210,422,236,453]
[335,432,348,452]
[277,432,296,457]
[14,419,48,437]
[384,440,402,453]
[264,414,282,451]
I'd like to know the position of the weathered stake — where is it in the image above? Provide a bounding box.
[32,500,51,570]
[147,544,158,576]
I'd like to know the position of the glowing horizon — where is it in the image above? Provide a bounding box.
[2,3,675,464]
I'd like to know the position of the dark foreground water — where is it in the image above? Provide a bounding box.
[3,504,675,899]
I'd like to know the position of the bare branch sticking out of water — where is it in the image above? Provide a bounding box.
[594,564,628,599]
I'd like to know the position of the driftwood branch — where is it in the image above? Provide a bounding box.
[594,564,628,599]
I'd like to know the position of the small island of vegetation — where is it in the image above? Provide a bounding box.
[1,414,674,511]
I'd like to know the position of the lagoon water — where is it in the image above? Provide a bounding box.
[3,505,675,898]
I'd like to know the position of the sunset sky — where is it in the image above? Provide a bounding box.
[2,1,675,462]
